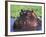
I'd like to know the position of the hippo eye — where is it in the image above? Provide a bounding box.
[24,12,26,14]
[21,9,24,12]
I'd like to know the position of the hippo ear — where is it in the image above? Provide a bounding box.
[31,10,36,16]
[21,9,24,12]
[32,10,34,12]
[20,12,23,16]
[20,9,23,16]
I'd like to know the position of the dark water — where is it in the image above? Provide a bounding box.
[10,17,15,32]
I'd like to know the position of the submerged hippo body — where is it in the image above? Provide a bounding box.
[13,10,42,31]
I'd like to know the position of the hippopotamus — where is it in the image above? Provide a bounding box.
[13,9,42,31]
